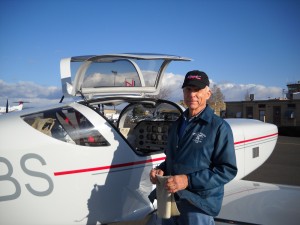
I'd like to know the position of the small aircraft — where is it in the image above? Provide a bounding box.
[0,53,299,225]
[0,100,26,114]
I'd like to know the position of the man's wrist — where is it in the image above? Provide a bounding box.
[184,174,189,189]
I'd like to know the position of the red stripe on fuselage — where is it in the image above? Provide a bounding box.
[54,157,165,176]
[54,133,278,176]
[234,132,278,145]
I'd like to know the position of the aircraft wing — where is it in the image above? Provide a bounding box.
[215,179,300,225]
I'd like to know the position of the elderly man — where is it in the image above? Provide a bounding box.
[149,70,237,225]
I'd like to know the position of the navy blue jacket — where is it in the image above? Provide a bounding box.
[156,105,237,216]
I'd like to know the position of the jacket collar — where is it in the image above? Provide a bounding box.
[183,105,213,124]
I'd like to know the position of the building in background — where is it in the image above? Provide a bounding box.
[286,81,300,100]
[225,81,300,136]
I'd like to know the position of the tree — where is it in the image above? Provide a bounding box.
[177,100,187,108]
[208,84,226,116]
[146,85,173,100]
[132,105,145,117]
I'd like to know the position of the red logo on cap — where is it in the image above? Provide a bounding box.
[187,75,202,80]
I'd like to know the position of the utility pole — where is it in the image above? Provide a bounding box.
[112,70,117,87]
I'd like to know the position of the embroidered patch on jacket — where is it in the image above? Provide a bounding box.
[192,132,206,143]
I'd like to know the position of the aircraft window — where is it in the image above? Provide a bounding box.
[73,58,165,89]
[131,59,164,86]
[82,60,142,88]
[252,147,259,158]
[22,107,110,147]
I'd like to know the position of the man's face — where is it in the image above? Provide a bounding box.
[183,86,211,112]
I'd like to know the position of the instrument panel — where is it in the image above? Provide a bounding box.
[133,121,173,153]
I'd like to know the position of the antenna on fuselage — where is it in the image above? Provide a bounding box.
[59,95,64,103]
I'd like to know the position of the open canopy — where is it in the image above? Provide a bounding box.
[60,53,191,99]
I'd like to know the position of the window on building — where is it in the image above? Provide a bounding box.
[259,110,265,122]
[286,104,296,119]
[287,104,296,108]
[273,106,281,125]
[246,107,253,119]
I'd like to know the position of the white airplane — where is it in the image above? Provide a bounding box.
[0,54,299,225]
[0,100,25,114]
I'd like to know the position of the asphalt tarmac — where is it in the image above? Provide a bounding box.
[243,135,300,186]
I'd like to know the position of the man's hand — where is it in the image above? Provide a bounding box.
[165,175,188,193]
[149,168,164,184]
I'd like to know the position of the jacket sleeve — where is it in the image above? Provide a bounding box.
[187,121,238,191]
[156,161,166,172]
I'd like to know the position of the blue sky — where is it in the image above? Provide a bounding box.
[0,0,299,107]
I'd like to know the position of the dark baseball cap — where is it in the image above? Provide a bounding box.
[182,70,210,89]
